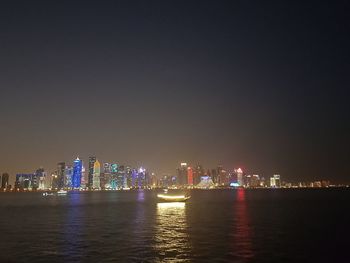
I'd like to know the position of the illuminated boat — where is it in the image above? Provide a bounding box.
[42,192,54,196]
[57,190,68,195]
[157,193,190,202]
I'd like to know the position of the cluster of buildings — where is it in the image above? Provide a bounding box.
[166,163,278,189]
[11,157,153,191]
[161,163,332,189]
[0,160,336,191]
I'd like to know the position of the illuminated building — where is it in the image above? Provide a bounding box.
[321,180,330,187]
[126,166,132,188]
[270,175,280,188]
[194,165,204,185]
[101,163,111,188]
[88,156,96,188]
[211,169,218,184]
[259,177,266,187]
[216,165,228,185]
[35,168,46,190]
[217,165,224,185]
[187,167,193,185]
[244,175,251,187]
[31,168,41,190]
[219,168,228,185]
[274,175,281,188]
[110,163,118,189]
[251,175,260,187]
[197,176,215,188]
[117,165,125,189]
[81,165,87,188]
[93,160,101,189]
[150,172,157,187]
[57,162,65,189]
[270,177,275,187]
[65,165,73,188]
[236,168,243,187]
[1,173,9,189]
[138,167,147,188]
[131,169,138,188]
[313,181,322,188]
[243,174,259,188]
[15,174,35,189]
[72,157,82,188]
[177,163,188,186]
[159,174,172,187]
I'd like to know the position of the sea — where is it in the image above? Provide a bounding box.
[0,188,349,262]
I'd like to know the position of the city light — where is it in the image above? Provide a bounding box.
[1,159,341,192]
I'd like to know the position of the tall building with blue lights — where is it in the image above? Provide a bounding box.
[65,165,73,188]
[72,157,82,188]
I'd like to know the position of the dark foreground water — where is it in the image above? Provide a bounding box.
[0,189,349,262]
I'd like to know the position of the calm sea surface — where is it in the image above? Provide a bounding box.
[0,189,349,262]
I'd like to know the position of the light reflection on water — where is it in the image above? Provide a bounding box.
[232,189,254,260]
[63,193,85,261]
[154,202,191,262]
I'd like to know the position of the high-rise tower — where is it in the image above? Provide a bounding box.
[88,156,96,188]
[187,167,193,185]
[72,157,82,188]
[93,160,101,189]
[177,163,188,186]
[1,173,9,189]
[57,162,65,189]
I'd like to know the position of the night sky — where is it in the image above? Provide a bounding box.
[0,1,349,184]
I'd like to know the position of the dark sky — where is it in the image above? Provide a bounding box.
[0,0,349,184]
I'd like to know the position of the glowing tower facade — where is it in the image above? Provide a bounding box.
[187,167,193,185]
[72,157,82,188]
[236,168,243,187]
[93,160,101,189]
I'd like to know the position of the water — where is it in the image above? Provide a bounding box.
[0,189,349,262]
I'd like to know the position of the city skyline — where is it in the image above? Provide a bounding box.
[0,1,349,184]
[0,156,339,189]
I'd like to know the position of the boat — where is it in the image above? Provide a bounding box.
[57,190,68,195]
[42,192,54,196]
[157,192,190,202]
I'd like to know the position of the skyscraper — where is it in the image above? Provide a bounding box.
[1,173,9,189]
[131,169,138,188]
[177,163,188,186]
[102,162,111,188]
[65,165,73,188]
[218,168,228,185]
[125,166,132,188]
[57,162,65,189]
[93,160,101,189]
[236,168,244,187]
[194,165,204,185]
[270,177,276,187]
[138,167,147,188]
[110,163,118,189]
[187,167,193,185]
[72,157,82,188]
[31,170,40,190]
[211,169,218,184]
[117,165,126,189]
[88,156,96,188]
[81,165,86,188]
[35,168,46,190]
[270,175,281,188]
